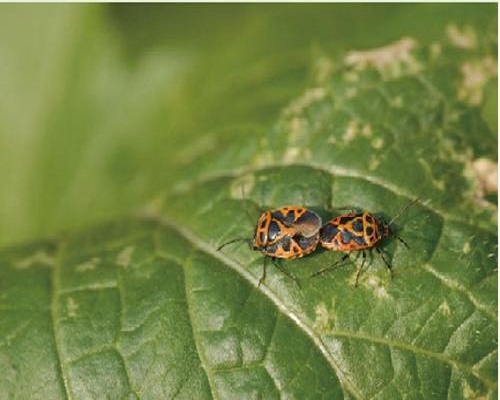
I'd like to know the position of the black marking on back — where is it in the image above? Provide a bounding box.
[268,220,281,241]
[339,215,354,225]
[320,223,339,242]
[273,209,295,225]
[366,226,374,236]
[296,210,321,228]
[297,235,317,250]
[353,235,366,245]
[352,219,363,232]
[281,236,291,252]
[365,214,374,223]
[341,230,353,244]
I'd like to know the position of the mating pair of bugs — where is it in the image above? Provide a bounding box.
[217,199,419,287]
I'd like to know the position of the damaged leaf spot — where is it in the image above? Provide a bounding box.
[472,157,498,199]
[344,37,421,79]
[446,24,478,50]
[14,250,54,269]
[116,246,135,268]
[458,57,497,105]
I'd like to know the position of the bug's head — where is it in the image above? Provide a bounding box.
[381,222,392,239]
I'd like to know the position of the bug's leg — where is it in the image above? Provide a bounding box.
[258,256,268,288]
[310,253,350,278]
[217,237,249,251]
[272,258,301,289]
[394,234,410,249]
[354,251,367,287]
[376,247,393,280]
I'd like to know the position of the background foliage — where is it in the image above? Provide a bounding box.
[0,4,497,399]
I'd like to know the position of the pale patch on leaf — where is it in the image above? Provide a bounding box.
[116,246,135,268]
[446,24,478,50]
[76,257,100,272]
[66,297,78,318]
[343,119,359,143]
[344,37,421,79]
[371,137,384,149]
[361,124,373,138]
[471,157,498,198]
[458,57,497,105]
[314,56,335,85]
[363,274,391,299]
[313,302,334,334]
[438,300,452,316]
[14,250,54,269]
[429,42,442,59]
[283,87,327,117]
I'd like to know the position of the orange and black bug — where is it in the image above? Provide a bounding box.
[218,206,322,286]
[312,199,419,285]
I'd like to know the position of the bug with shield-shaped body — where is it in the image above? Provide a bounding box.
[218,206,322,287]
[312,199,419,285]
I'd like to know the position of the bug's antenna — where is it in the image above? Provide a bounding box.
[240,184,255,224]
[388,198,420,226]
[217,237,250,251]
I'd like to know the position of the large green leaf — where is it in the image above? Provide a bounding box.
[0,4,497,399]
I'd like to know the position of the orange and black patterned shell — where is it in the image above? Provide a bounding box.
[253,206,322,259]
[253,207,322,247]
[320,211,383,251]
[259,232,320,259]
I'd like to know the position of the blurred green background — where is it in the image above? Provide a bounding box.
[0,4,496,246]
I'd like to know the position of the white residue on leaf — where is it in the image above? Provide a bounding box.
[67,297,78,318]
[471,157,498,199]
[343,119,359,143]
[116,246,135,268]
[446,24,477,50]
[76,257,100,272]
[458,57,497,105]
[14,250,54,269]
[363,275,390,299]
[344,37,421,79]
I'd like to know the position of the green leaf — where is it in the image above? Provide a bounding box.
[0,5,497,399]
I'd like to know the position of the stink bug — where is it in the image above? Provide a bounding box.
[311,198,419,285]
[218,206,322,287]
